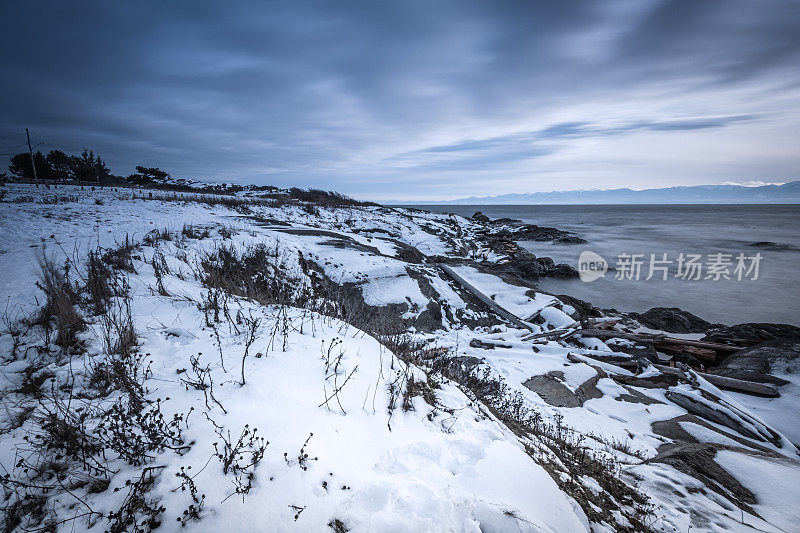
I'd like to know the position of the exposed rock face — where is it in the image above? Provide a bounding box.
[554,235,588,244]
[522,371,603,408]
[499,223,578,242]
[471,211,490,223]
[647,442,757,510]
[702,323,800,345]
[480,238,579,281]
[552,294,603,319]
[633,307,714,333]
[709,339,799,384]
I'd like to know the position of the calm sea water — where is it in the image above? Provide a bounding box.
[405,205,800,326]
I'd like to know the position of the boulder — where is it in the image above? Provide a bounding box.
[554,235,588,245]
[709,339,798,384]
[471,211,490,223]
[702,323,800,345]
[633,307,714,333]
[747,241,794,251]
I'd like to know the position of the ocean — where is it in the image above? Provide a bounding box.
[405,204,800,326]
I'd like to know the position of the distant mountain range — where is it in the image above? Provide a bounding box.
[395,181,800,205]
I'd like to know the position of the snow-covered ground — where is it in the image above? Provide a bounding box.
[1,183,798,533]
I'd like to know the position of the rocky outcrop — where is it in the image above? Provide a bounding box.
[702,322,800,345]
[523,371,603,408]
[709,339,798,384]
[632,307,715,333]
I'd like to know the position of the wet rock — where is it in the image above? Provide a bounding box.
[747,241,794,251]
[471,211,490,223]
[554,235,588,245]
[702,323,800,345]
[633,307,715,333]
[504,224,576,242]
[543,263,579,278]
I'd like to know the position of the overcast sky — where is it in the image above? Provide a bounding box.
[1,1,799,201]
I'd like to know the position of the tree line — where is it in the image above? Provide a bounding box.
[5,149,172,186]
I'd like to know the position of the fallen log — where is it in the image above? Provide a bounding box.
[653,365,779,398]
[469,338,512,350]
[438,264,535,332]
[611,373,680,389]
[570,329,744,353]
[654,343,718,364]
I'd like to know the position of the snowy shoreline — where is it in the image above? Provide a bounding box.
[1,183,799,533]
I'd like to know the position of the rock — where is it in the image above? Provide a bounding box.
[633,307,714,333]
[553,294,603,319]
[648,442,757,510]
[554,235,587,245]
[523,373,581,407]
[471,211,490,222]
[542,263,579,278]
[702,323,800,345]
[502,224,576,242]
[747,241,794,251]
[523,371,603,408]
[709,339,798,384]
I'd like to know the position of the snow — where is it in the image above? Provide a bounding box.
[2,183,800,533]
[715,450,800,532]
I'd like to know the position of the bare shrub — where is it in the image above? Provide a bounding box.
[102,236,137,273]
[33,249,85,349]
[85,249,115,314]
[200,242,310,307]
[181,224,210,240]
[142,228,172,246]
[209,418,268,502]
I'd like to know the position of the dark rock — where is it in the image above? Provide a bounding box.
[633,307,714,334]
[489,217,523,225]
[648,442,757,510]
[504,224,573,241]
[747,241,794,251]
[471,211,490,223]
[709,340,798,384]
[554,235,588,245]
[702,323,800,345]
[553,294,603,319]
[523,373,581,408]
[542,263,579,278]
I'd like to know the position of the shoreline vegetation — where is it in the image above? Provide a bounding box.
[1,181,799,532]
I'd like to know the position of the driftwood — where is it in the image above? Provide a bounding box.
[654,343,717,364]
[653,365,779,398]
[438,264,535,332]
[611,373,680,389]
[469,338,512,350]
[570,329,743,353]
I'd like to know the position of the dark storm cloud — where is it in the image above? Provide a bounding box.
[1,0,798,199]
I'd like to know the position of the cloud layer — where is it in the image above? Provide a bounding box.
[2,0,798,200]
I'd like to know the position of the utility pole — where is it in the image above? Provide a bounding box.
[25,128,39,187]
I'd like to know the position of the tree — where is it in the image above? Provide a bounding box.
[72,149,110,184]
[46,150,75,179]
[127,166,170,185]
[9,151,52,180]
